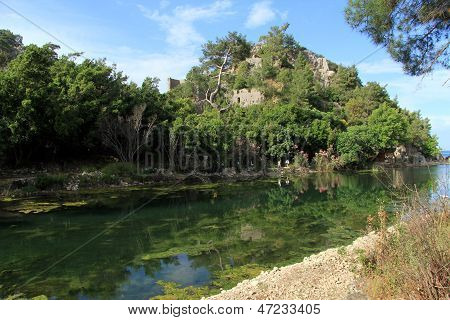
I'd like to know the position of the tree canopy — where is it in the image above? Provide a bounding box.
[0,27,440,169]
[0,29,23,69]
[345,0,449,75]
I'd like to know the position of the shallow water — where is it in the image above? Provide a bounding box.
[0,165,448,299]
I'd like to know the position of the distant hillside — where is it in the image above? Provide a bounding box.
[0,25,440,171]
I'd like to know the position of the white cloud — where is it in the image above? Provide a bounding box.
[138,0,234,48]
[386,69,450,109]
[133,0,236,91]
[245,1,287,29]
[160,0,170,9]
[115,51,198,92]
[358,59,403,74]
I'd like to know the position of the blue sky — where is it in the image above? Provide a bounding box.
[0,0,449,149]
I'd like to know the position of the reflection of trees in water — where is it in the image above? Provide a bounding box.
[1,167,443,299]
[240,224,264,241]
[312,173,342,193]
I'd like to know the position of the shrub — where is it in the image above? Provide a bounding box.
[294,151,309,170]
[101,162,136,177]
[312,148,340,172]
[363,197,449,300]
[34,174,67,190]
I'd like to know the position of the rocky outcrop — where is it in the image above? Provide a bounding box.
[245,56,262,68]
[384,145,427,165]
[303,50,336,86]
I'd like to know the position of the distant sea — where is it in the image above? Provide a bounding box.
[442,151,450,158]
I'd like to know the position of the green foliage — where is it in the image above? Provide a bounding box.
[50,56,127,151]
[259,23,300,73]
[0,44,58,153]
[337,125,379,166]
[0,28,441,170]
[0,29,23,69]
[294,151,309,169]
[101,162,136,177]
[201,32,252,70]
[233,61,251,90]
[35,174,67,190]
[404,111,440,157]
[338,104,422,166]
[329,65,362,103]
[367,104,408,149]
[344,82,393,125]
[345,0,449,75]
[288,53,317,105]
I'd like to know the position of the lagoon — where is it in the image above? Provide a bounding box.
[0,165,448,299]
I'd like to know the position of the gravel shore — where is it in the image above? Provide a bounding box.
[208,231,381,300]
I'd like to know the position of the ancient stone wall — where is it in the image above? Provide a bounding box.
[167,78,183,90]
[232,88,264,107]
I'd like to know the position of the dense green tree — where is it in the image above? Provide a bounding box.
[337,125,379,165]
[345,0,449,75]
[0,44,58,163]
[200,32,252,109]
[367,103,408,149]
[258,23,301,75]
[0,29,23,69]
[233,61,251,90]
[289,53,317,105]
[344,82,393,125]
[329,66,362,103]
[404,111,439,157]
[50,56,127,153]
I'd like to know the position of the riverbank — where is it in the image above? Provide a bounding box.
[1,159,448,198]
[209,200,449,300]
[208,230,381,300]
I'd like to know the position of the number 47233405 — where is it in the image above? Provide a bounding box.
[257,303,320,315]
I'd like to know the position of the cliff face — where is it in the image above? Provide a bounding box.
[230,47,337,107]
[169,44,339,108]
[303,50,336,87]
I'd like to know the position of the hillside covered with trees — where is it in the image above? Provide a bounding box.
[0,25,440,173]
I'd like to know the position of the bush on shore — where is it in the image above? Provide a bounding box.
[362,197,449,300]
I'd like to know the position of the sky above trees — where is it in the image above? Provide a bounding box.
[0,0,448,149]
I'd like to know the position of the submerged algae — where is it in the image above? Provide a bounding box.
[140,243,215,261]
[152,264,266,300]
[5,201,61,214]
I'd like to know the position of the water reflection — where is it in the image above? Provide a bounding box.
[114,254,211,300]
[0,165,447,300]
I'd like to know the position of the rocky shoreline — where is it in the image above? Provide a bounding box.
[208,230,384,300]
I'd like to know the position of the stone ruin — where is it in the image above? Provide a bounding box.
[231,88,264,107]
[167,77,183,90]
[168,47,336,108]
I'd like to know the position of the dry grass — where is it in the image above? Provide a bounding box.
[362,194,449,300]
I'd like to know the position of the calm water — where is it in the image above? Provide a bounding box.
[0,165,448,300]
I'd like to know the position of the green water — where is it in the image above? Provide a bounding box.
[0,165,448,300]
